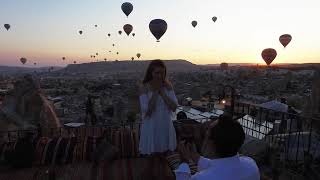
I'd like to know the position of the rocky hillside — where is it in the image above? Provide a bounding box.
[61,60,200,74]
[0,66,62,75]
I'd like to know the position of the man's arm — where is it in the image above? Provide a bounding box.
[176,143,201,180]
[196,157,211,171]
[175,162,191,180]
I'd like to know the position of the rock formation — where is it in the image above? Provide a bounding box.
[0,74,61,132]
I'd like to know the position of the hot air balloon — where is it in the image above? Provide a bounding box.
[20,57,27,65]
[62,57,65,60]
[4,24,10,31]
[118,30,122,35]
[93,56,96,58]
[79,30,83,35]
[95,25,98,27]
[131,57,134,61]
[34,62,37,66]
[279,34,292,48]
[136,53,141,59]
[104,58,107,61]
[116,52,119,55]
[108,33,111,37]
[191,21,197,28]
[132,33,135,37]
[212,17,217,22]
[73,61,77,64]
[112,44,115,47]
[121,2,133,17]
[261,48,277,66]
[149,19,167,42]
[109,50,111,53]
[123,24,133,36]
[96,53,98,56]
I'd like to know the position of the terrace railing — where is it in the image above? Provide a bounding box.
[0,121,142,142]
[233,101,320,174]
[1,102,319,177]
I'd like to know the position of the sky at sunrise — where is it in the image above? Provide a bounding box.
[0,0,319,67]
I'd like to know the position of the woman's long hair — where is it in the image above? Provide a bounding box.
[142,60,167,84]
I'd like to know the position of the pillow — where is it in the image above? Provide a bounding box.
[166,153,198,174]
[34,137,50,165]
[188,161,198,175]
[7,138,35,168]
[166,152,181,170]
[93,138,119,163]
[110,128,139,158]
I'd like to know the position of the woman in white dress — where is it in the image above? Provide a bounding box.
[139,60,178,155]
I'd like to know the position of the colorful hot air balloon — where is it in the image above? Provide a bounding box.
[279,34,292,48]
[149,19,167,42]
[261,48,277,66]
[79,30,83,35]
[191,21,197,28]
[121,2,133,17]
[104,58,107,61]
[4,24,10,31]
[131,57,134,61]
[212,17,217,22]
[62,57,65,60]
[136,53,141,58]
[20,57,27,64]
[118,30,122,35]
[123,24,133,36]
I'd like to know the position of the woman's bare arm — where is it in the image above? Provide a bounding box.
[139,84,158,117]
[159,82,178,112]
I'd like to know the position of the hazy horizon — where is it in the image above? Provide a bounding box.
[1,0,319,67]
[1,59,319,69]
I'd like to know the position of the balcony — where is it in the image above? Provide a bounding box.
[0,102,319,179]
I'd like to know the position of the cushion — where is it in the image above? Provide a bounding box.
[188,161,198,175]
[166,152,181,170]
[34,137,50,165]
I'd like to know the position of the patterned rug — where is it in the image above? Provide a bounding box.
[96,157,175,180]
[0,157,175,180]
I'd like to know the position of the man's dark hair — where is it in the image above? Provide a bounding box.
[209,115,245,158]
[177,111,188,120]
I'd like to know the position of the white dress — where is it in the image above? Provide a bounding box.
[139,87,178,155]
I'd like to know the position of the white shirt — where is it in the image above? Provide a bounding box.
[175,155,260,180]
